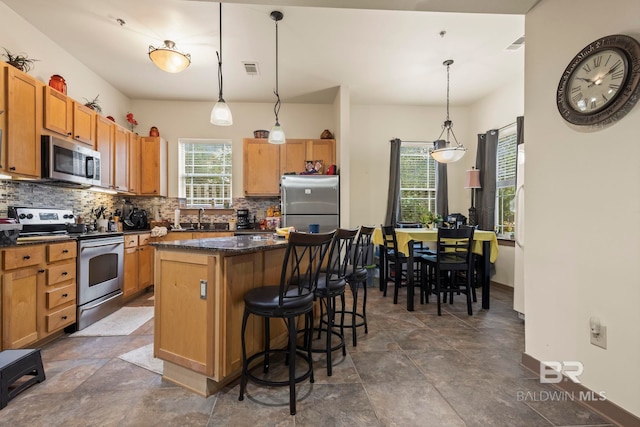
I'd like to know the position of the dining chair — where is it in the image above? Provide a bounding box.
[380,225,421,305]
[239,230,335,415]
[420,227,475,315]
[313,227,358,376]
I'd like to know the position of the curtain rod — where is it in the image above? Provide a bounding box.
[498,121,516,131]
[392,140,433,144]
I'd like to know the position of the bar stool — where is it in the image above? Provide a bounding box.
[0,349,46,409]
[338,225,374,346]
[313,228,358,376]
[239,231,335,416]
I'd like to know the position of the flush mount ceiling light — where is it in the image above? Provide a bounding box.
[210,2,232,126]
[430,59,466,163]
[268,11,285,145]
[148,40,191,73]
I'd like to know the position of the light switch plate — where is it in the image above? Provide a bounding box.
[591,325,607,349]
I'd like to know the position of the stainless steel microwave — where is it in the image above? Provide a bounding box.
[41,135,101,187]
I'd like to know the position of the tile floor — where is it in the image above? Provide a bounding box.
[1,285,615,426]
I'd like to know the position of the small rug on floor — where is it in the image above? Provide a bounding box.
[70,306,154,337]
[119,343,163,375]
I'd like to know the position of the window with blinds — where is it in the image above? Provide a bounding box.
[178,139,232,207]
[495,124,517,237]
[399,144,436,223]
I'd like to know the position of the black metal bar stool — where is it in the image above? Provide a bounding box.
[337,225,374,347]
[313,228,358,376]
[239,231,335,415]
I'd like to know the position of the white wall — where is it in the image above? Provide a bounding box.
[525,0,640,415]
[130,100,334,198]
[349,104,471,228]
[0,3,130,127]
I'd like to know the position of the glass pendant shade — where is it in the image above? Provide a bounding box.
[148,40,191,73]
[268,123,286,144]
[211,3,233,126]
[431,146,466,163]
[210,101,233,126]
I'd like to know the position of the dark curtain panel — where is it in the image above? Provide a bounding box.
[434,140,449,218]
[475,130,498,231]
[517,116,524,145]
[384,138,401,226]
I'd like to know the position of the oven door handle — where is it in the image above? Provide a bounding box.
[80,238,124,250]
[81,291,124,312]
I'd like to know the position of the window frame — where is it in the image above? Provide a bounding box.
[399,143,437,223]
[178,138,233,208]
[495,124,517,239]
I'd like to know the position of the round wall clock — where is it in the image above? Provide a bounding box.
[556,34,640,127]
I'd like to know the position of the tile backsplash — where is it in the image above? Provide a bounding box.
[0,180,279,226]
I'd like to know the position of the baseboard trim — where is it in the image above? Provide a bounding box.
[521,353,639,427]
[490,281,513,292]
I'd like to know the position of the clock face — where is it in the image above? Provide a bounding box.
[567,49,628,114]
[557,34,640,127]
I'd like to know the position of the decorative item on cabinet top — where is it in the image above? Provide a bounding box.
[320,129,334,139]
[83,95,102,113]
[253,130,269,138]
[48,74,67,94]
[2,47,39,73]
[149,126,160,137]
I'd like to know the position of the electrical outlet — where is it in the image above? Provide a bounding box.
[591,325,607,349]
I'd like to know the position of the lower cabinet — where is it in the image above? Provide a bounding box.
[123,233,153,298]
[1,241,77,350]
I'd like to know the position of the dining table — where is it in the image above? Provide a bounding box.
[372,227,499,311]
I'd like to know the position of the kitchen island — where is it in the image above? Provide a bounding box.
[151,235,289,396]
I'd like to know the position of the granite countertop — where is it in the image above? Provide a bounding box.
[151,234,288,255]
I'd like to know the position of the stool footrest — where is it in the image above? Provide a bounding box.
[0,349,46,409]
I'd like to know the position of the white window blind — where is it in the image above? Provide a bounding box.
[399,144,436,222]
[495,124,517,236]
[178,139,232,207]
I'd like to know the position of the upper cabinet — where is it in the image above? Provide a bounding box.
[139,136,168,197]
[113,123,129,193]
[243,138,336,197]
[43,87,96,147]
[1,63,43,178]
[128,132,140,195]
[95,115,115,189]
[71,102,96,146]
[243,138,282,196]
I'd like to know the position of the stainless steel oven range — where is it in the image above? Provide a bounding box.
[9,206,125,331]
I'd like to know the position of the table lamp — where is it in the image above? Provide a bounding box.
[465,167,481,226]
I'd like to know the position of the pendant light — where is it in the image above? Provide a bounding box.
[210,2,233,126]
[268,11,285,144]
[430,59,466,163]
[148,40,191,73]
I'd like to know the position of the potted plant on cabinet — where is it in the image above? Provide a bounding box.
[1,47,38,73]
[83,95,103,114]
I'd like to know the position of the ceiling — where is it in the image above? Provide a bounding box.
[2,0,537,106]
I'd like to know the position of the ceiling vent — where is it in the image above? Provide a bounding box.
[243,62,260,75]
[506,36,525,51]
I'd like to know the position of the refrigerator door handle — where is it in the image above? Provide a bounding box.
[515,184,524,249]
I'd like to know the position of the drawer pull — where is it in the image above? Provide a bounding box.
[61,315,68,320]
[38,269,45,273]
[23,255,31,260]
[62,293,68,298]
[62,249,69,253]
[62,271,68,276]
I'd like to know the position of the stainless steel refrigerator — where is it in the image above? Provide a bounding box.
[281,175,339,233]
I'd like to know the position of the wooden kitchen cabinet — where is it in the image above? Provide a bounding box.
[128,132,140,194]
[71,101,96,147]
[139,136,168,196]
[113,123,129,192]
[124,233,153,298]
[0,63,43,178]
[95,115,115,189]
[243,138,282,196]
[43,86,73,137]
[1,245,45,350]
[280,139,336,175]
[43,88,96,147]
[40,241,77,337]
[242,138,336,196]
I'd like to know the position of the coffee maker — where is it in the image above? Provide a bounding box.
[236,209,251,229]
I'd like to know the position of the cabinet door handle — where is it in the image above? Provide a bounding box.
[38,269,45,273]
[62,293,68,298]
[62,271,68,276]
[10,166,16,171]
[23,255,31,260]
[67,132,72,136]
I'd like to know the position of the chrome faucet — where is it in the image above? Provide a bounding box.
[197,208,205,230]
